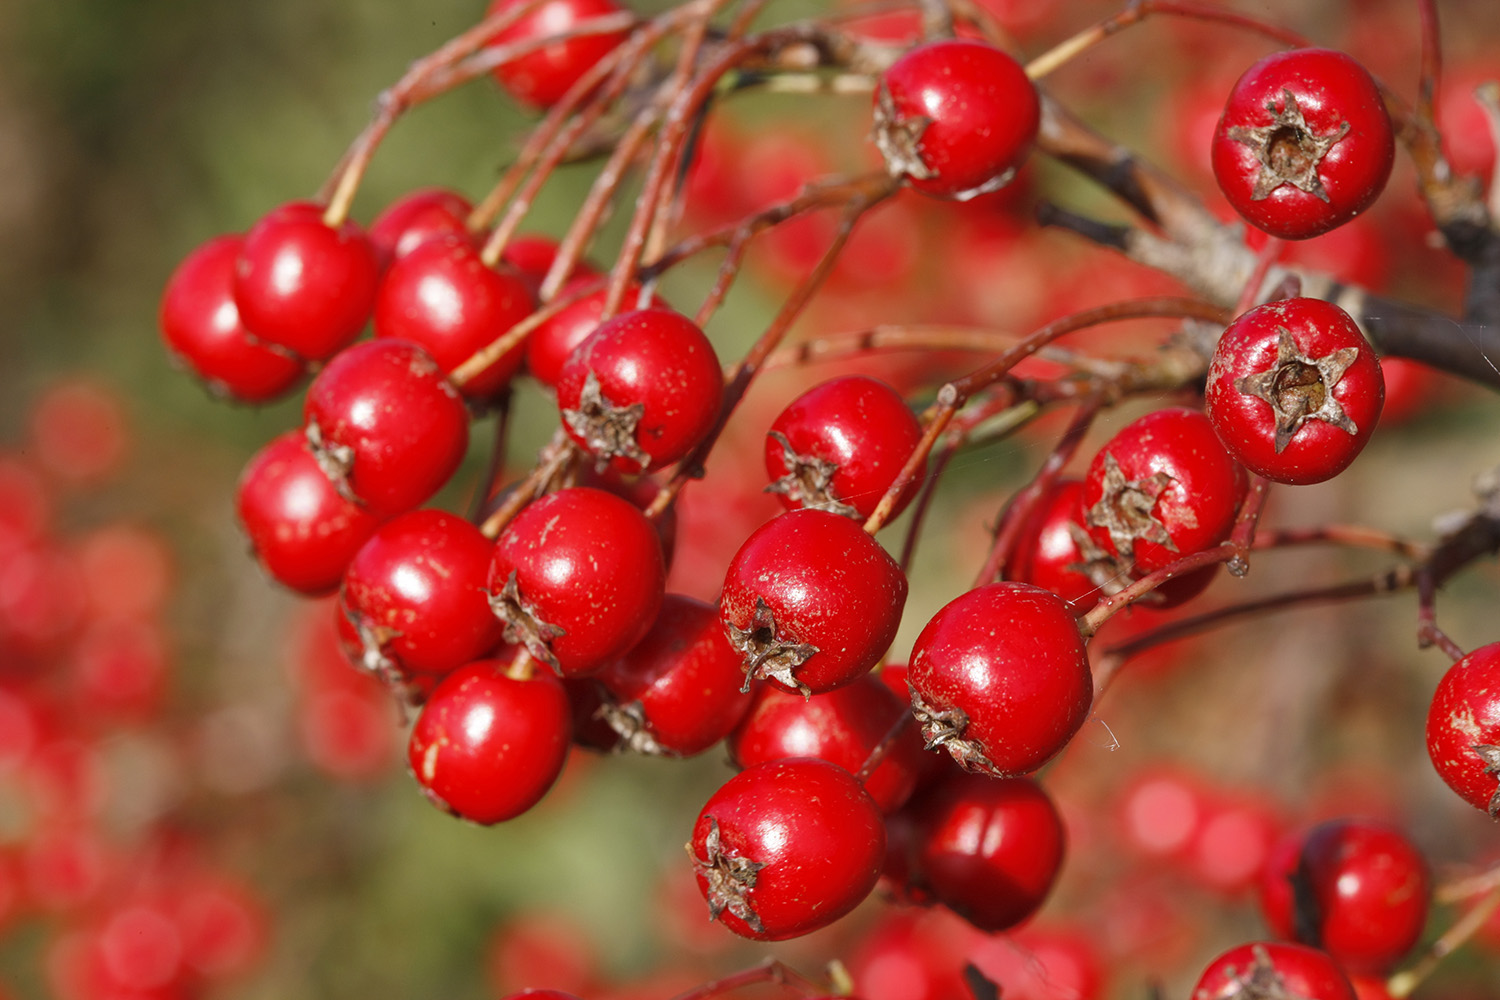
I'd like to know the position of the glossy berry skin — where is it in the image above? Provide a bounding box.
[875,39,1040,200]
[1426,641,1500,816]
[233,201,380,360]
[594,594,753,757]
[908,582,1091,777]
[1212,48,1394,240]
[1083,407,1247,574]
[486,0,631,110]
[1257,819,1430,974]
[525,278,662,389]
[908,772,1065,932]
[408,654,571,825]
[690,758,885,941]
[303,339,470,518]
[1206,298,1383,485]
[764,375,923,522]
[555,308,723,475]
[728,673,926,814]
[367,187,473,269]
[341,510,504,677]
[1007,478,1099,609]
[720,508,908,696]
[1192,941,1356,1000]
[373,234,534,399]
[159,234,305,403]
[236,431,383,596]
[487,487,665,677]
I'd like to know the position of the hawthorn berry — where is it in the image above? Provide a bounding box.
[763,375,923,522]
[1206,297,1383,485]
[407,653,572,824]
[1426,641,1500,816]
[485,0,631,110]
[525,279,663,390]
[555,307,723,475]
[875,39,1040,200]
[233,201,380,360]
[1006,478,1099,608]
[367,187,474,268]
[159,235,305,404]
[303,339,471,518]
[908,581,1092,777]
[1258,818,1430,974]
[719,508,908,695]
[487,487,665,676]
[689,757,885,941]
[1192,941,1357,1000]
[1212,48,1394,240]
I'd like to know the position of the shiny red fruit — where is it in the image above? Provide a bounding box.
[1192,941,1356,1000]
[908,582,1091,777]
[1426,641,1500,815]
[720,508,908,695]
[367,187,473,268]
[1007,478,1100,609]
[408,654,572,824]
[690,757,885,941]
[486,0,631,109]
[525,278,663,389]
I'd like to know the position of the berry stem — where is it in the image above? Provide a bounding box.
[478,431,579,539]
[898,435,957,574]
[854,709,915,786]
[1387,881,1500,998]
[1224,473,1273,577]
[450,275,604,388]
[468,390,514,523]
[1416,567,1467,661]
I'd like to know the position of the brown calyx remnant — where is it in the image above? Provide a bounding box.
[305,419,358,503]
[1215,944,1316,1000]
[1472,744,1500,818]
[724,597,819,697]
[1228,88,1350,203]
[763,430,859,519]
[1084,452,1177,561]
[909,689,998,775]
[597,698,672,757]
[561,369,650,470]
[688,817,766,935]
[1235,326,1359,453]
[872,80,935,182]
[486,570,566,672]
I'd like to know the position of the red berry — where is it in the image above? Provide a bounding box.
[408,654,572,824]
[525,278,663,389]
[689,757,885,941]
[341,509,504,677]
[763,375,923,522]
[908,582,1091,777]
[303,339,471,518]
[555,307,723,475]
[1192,941,1357,1000]
[1006,478,1100,609]
[1082,407,1247,575]
[233,201,380,359]
[1212,48,1394,240]
[487,487,665,676]
[908,772,1066,933]
[485,0,631,110]
[373,233,534,399]
[160,234,305,403]
[235,431,383,596]
[1426,641,1500,816]
[719,508,908,695]
[1258,818,1430,974]
[367,187,473,268]
[1206,297,1383,485]
[875,39,1040,200]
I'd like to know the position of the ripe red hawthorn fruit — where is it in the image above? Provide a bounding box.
[1006,478,1099,609]
[906,772,1065,933]
[907,581,1091,777]
[236,431,384,596]
[487,487,665,676]
[593,594,753,757]
[689,757,885,941]
[1211,48,1394,240]
[728,673,926,814]
[763,375,923,522]
[719,508,908,696]
[1192,941,1357,1000]
[485,0,631,110]
[408,652,572,825]
[525,279,664,389]
[302,339,470,518]
[159,234,305,404]
[367,187,474,269]
[340,509,504,678]
[1206,297,1383,485]
[373,233,534,399]
[874,39,1040,200]
[1258,818,1430,975]
[1082,407,1247,575]
[1426,641,1500,816]
[233,201,381,360]
[555,307,723,475]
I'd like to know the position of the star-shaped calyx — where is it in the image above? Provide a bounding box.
[1228,88,1351,203]
[873,80,936,182]
[1472,744,1500,818]
[486,570,566,673]
[305,419,359,503]
[688,817,766,935]
[724,597,819,696]
[1084,453,1178,562]
[763,431,858,519]
[909,689,999,776]
[1215,945,1315,1000]
[1234,326,1359,453]
[597,699,672,757]
[341,610,423,717]
[561,370,651,471]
